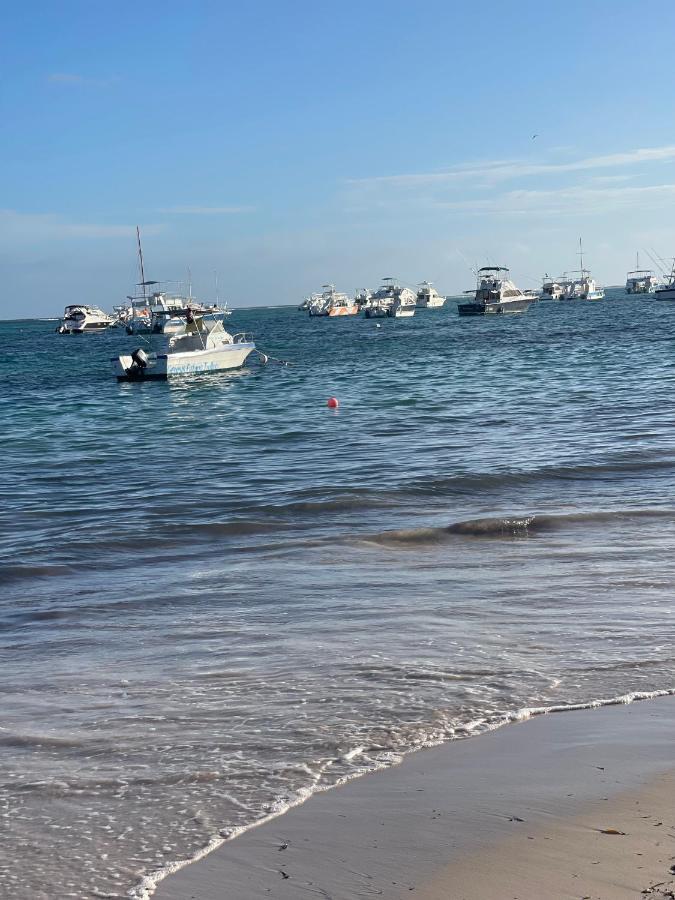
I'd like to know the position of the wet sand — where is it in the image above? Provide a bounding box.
[153,696,675,899]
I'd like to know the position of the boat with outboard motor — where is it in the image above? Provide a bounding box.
[112,317,255,381]
[57,305,115,333]
[458,267,536,316]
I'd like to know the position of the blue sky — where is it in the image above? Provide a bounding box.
[2,0,675,315]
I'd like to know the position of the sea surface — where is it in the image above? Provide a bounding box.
[2,293,675,899]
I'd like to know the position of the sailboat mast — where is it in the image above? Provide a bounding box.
[136,226,147,300]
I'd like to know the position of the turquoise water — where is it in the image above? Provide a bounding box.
[2,294,675,898]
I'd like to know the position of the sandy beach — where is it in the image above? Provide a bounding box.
[153,696,675,900]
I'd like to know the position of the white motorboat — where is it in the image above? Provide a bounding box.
[57,304,114,333]
[458,266,535,316]
[112,318,255,381]
[364,277,416,318]
[389,294,416,317]
[625,254,658,294]
[541,274,567,300]
[416,281,446,308]
[307,284,358,317]
[145,290,231,335]
[563,240,604,300]
[124,228,231,334]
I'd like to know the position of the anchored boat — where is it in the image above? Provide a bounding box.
[416,281,446,308]
[541,274,567,300]
[112,318,255,381]
[626,254,658,294]
[306,284,358,317]
[562,240,604,300]
[364,277,417,318]
[57,304,115,333]
[458,267,536,316]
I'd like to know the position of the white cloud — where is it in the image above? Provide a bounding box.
[435,182,675,216]
[0,209,163,241]
[349,145,675,190]
[159,205,255,215]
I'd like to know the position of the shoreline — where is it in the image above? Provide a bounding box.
[150,693,675,899]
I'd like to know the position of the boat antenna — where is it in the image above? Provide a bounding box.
[214,270,219,304]
[578,237,584,273]
[188,267,193,301]
[136,226,147,301]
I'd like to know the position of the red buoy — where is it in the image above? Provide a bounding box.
[327,397,339,409]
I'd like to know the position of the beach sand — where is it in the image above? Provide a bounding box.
[153,696,675,899]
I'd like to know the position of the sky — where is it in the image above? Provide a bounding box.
[2,0,675,316]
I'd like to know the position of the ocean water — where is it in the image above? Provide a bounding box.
[2,292,675,899]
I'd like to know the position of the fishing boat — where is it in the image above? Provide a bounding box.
[541,274,567,300]
[458,267,535,316]
[389,293,416,317]
[112,317,255,381]
[364,277,416,318]
[655,261,675,301]
[416,281,446,308]
[125,230,230,334]
[57,304,115,333]
[563,240,604,300]
[307,284,358,317]
[625,253,658,294]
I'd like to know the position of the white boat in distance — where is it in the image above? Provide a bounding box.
[307,284,359,317]
[364,277,417,318]
[625,254,658,294]
[541,274,566,300]
[112,318,255,381]
[563,240,604,300]
[416,281,446,308]
[57,304,115,333]
[458,267,536,316]
[124,229,230,334]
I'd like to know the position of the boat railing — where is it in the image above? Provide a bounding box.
[232,332,254,344]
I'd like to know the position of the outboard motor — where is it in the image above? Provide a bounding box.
[125,347,149,377]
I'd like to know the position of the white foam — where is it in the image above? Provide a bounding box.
[128,687,675,899]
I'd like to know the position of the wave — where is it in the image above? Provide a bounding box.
[398,454,675,498]
[363,508,675,546]
[129,687,675,900]
[0,564,73,585]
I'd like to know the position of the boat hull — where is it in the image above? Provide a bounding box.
[112,342,256,381]
[389,307,415,317]
[417,298,445,308]
[364,306,389,318]
[327,307,359,317]
[59,322,111,333]
[458,298,533,316]
[655,286,675,301]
